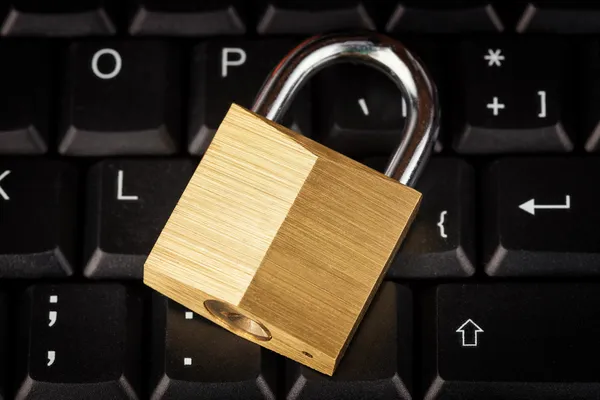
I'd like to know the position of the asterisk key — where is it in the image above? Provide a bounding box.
[484,49,505,67]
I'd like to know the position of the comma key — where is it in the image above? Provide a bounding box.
[15,284,142,399]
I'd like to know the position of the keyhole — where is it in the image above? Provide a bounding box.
[204,300,272,341]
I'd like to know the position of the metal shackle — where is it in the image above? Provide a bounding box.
[252,32,440,188]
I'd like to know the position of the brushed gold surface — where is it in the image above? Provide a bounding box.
[144,104,421,375]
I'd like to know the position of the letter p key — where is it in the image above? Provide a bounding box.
[221,48,246,78]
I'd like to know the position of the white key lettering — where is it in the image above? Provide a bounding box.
[221,48,247,78]
[48,311,57,327]
[47,350,56,366]
[0,170,10,201]
[537,90,547,118]
[117,170,139,201]
[91,48,122,80]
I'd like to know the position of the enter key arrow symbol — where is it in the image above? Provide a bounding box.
[519,195,571,216]
[456,319,484,347]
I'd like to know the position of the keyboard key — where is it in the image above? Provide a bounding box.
[286,283,412,400]
[453,39,574,154]
[386,1,504,33]
[84,159,195,279]
[150,293,278,399]
[484,158,600,276]
[59,41,181,156]
[581,40,600,152]
[257,1,375,35]
[364,158,475,278]
[315,64,408,159]
[129,0,246,36]
[1,0,117,36]
[0,42,51,154]
[0,160,76,278]
[517,1,600,33]
[314,41,443,159]
[15,284,142,399]
[188,39,310,155]
[0,293,6,399]
[423,283,600,399]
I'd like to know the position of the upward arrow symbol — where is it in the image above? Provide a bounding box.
[456,319,484,347]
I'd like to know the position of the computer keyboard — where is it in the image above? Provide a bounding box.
[0,1,599,399]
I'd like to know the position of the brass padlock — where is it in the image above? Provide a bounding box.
[144,32,439,375]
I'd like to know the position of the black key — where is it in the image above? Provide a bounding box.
[453,39,574,154]
[59,41,181,156]
[256,1,375,35]
[386,1,504,33]
[0,293,6,400]
[0,160,76,278]
[483,158,600,276]
[516,1,600,33]
[582,40,600,152]
[1,0,117,36]
[16,284,142,399]
[285,283,412,400]
[315,41,443,160]
[423,283,600,399]
[189,39,310,155]
[150,293,278,399]
[0,42,51,154]
[129,0,245,36]
[84,160,195,279]
[364,158,475,278]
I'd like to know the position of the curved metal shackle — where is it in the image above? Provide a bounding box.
[252,32,440,188]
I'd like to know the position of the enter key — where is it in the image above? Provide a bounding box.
[484,157,600,276]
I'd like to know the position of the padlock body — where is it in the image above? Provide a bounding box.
[144,104,421,375]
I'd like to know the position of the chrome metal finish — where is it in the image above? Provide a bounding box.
[252,32,440,188]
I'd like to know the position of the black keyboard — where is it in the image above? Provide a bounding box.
[2,1,600,399]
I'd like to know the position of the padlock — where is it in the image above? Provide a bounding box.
[144,32,439,376]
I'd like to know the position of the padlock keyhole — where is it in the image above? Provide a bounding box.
[204,299,272,341]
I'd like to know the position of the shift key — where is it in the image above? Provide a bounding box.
[423,283,600,399]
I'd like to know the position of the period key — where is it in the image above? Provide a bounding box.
[150,294,278,399]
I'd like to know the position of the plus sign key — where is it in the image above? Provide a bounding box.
[452,38,574,154]
[484,157,600,276]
